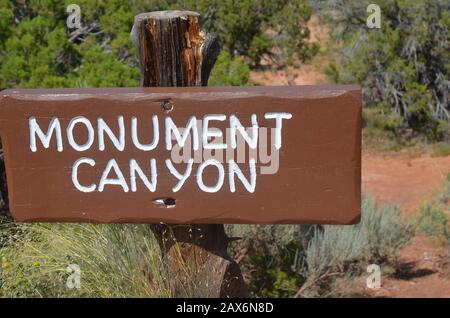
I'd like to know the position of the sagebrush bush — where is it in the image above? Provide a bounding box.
[298,197,413,296]
[1,196,412,298]
[305,198,412,272]
[228,196,413,297]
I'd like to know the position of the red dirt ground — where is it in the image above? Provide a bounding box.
[362,152,450,217]
[362,151,450,298]
[252,17,450,297]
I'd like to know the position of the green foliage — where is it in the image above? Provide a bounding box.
[0,1,13,54]
[227,196,413,297]
[1,197,414,298]
[431,142,450,157]
[320,0,450,141]
[414,204,449,245]
[208,51,251,86]
[362,107,418,151]
[0,222,169,297]
[226,224,301,297]
[414,174,450,245]
[75,45,139,88]
[302,197,412,278]
[437,173,450,204]
[174,0,317,66]
[0,0,318,90]
[0,0,140,89]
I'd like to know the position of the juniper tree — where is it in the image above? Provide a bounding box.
[0,0,317,90]
[318,0,450,140]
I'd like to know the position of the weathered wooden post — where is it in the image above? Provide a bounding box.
[130,10,249,298]
[0,11,361,298]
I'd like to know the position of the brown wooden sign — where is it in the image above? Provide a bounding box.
[0,85,361,224]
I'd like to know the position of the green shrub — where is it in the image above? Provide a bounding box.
[413,173,450,246]
[437,173,450,204]
[413,172,450,246]
[362,107,413,151]
[432,143,450,157]
[227,196,413,297]
[414,204,449,245]
[299,197,413,296]
[178,0,318,66]
[226,224,301,297]
[208,51,251,86]
[0,223,169,297]
[1,196,413,298]
[0,0,319,90]
[319,0,450,141]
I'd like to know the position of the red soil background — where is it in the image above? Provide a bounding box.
[250,16,450,296]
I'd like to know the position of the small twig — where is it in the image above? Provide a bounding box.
[68,22,100,43]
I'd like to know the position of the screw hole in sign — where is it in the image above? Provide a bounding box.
[161,100,174,113]
[153,197,176,208]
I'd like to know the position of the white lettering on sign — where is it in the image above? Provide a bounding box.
[67,116,95,152]
[165,116,199,151]
[98,158,129,192]
[130,158,157,192]
[203,114,227,150]
[196,159,225,193]
[29,117,63,152]
[98,116,125,151]
[166,158,193,192]
[28,113,292,194]
[72,157,96,193]
[229,158,256,193]
[264,112,292,150]
[131,115,159,151]
[230,114,258,149]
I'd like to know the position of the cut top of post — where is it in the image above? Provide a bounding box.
[133,10,200,21]
[131,10,219,88]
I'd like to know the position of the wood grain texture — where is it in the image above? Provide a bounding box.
[0,84,361,298]
[0,85,361,224]
[130,10,245,298]
[131,10,220,87]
